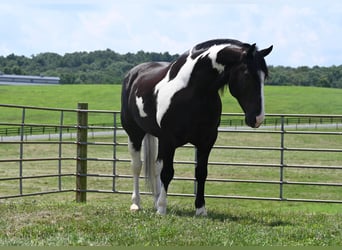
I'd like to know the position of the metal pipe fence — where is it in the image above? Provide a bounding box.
[0,103,341,204]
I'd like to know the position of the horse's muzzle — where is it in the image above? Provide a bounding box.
[245,114,264,128]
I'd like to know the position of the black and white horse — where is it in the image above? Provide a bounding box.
[121,39,272,215]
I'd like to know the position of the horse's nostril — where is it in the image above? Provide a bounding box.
[245,116,256,128]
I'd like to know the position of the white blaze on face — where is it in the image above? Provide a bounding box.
[154,43,237,127]
[255,70,265,128]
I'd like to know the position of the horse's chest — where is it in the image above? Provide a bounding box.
[161,91,222,133]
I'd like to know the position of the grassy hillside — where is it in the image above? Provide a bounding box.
[0,84,119,110]
[0,84,341,114]
[264,86,342,114]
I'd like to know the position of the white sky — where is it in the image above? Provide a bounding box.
[0,0,341,66]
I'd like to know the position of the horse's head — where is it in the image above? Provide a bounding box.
[224,43,273,128]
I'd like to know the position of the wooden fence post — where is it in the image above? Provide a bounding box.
[76,103,88,202]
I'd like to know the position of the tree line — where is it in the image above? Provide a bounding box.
[0,49,178,84]
[0,49,341,88]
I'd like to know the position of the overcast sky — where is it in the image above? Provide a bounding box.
[0,0,341,67]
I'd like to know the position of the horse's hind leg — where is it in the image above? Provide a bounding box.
[128,137,144,211]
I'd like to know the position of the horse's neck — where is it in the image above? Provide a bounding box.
[189,68,229,96]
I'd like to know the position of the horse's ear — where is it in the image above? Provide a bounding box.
[259,45,273,57]
[246,43,257,59]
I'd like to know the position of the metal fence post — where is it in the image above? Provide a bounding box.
[279,115,285,200]
[58,110,64,191]
[19,107,26,196]
[76,103,88,202]
[112,112,117,192]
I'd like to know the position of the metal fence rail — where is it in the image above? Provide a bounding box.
[0,103,341,204]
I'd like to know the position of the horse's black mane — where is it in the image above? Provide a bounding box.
[194,39,269,78]
[191,39,269,79]
[193,39,250,51]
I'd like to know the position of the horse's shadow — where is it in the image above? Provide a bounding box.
[166,205,293,227]
[169,207,242,221]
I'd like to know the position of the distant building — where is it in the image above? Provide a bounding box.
[0,74,60,85]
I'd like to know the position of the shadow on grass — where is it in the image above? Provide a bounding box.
[167,205,294,228]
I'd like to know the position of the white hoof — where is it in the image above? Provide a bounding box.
[156,206,167,215]
[195,206,207,216]
[130,204,140,212]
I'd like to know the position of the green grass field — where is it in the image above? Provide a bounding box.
[1,131,341,246]
[1,84,342,130]
[0,84,342,113]
[0,84,341,246]
[0,198,341,246]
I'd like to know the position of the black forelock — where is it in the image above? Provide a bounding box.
[256,52,269,78]
[245,49,269,79]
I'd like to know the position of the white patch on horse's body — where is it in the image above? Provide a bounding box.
[255,70,266,128]
[136,96,148,118]
[206,44,240,73]
[154,43,238,127]
[154,51,199,127]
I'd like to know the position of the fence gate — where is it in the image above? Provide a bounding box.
[0,103,341,204]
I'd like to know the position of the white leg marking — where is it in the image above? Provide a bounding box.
[153,160,162,209]
[255,71,265,128]
[196,206,207,216]
[156,185,167,215]
[128,140,142,211]
[136,96,148,118]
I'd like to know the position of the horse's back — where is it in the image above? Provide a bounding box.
[123,62,170,93]
[121,61,170,113]
[121,61,171,136]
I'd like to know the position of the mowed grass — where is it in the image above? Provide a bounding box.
[1,131,341,246]
[0,198,341,246]
[0,84,342,246]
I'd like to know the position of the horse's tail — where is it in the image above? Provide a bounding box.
[143,133,159,196]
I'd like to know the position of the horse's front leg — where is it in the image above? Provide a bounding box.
[156,142,175,215]
[194,147,211,216]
